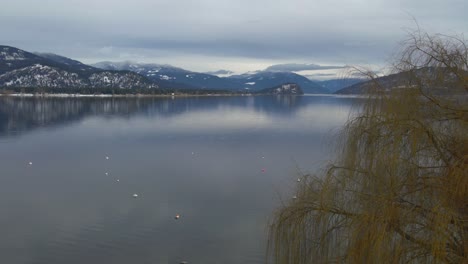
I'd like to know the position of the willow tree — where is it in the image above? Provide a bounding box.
[269,31,467,263]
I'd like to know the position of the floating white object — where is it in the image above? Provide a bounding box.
[105,172,109,176]
[191,152,194,155]
[180,261,188,264]
[116,179,120,182]
[262,156,265,159]
[297,178,301,182]
[132,194,138,198]
[292,195,297,199]
[175,214,180,220]
[28,162,33,165]
[106,156,109,160]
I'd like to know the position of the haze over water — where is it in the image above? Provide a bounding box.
[0,95,358,264]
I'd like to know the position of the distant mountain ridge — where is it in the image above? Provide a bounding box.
[0,44,367,93]
[318,78,365,93]
[92,61,329,93]
[1,46,66,75]
[33,52,96,71]
[225,71,328,93]
[334,67,465,94]
[0,46,157,89]
[334,70,420,94]
[92,61,241,90]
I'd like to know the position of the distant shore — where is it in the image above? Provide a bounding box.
[0,92,258,98]
[0,93,365,98]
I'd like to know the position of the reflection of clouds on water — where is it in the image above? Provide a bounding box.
[85,108,272,133]
[295,103,353,127]
[82,100,354,136]
[0,96,358,137]
[0,95,359,264]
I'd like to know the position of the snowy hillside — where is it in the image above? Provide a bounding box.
[0,46,158,89]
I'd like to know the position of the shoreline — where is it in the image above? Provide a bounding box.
[0,93,258,98]
[0,93,365,98]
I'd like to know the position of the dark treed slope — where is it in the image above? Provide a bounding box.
[335,67,465,94]
[318,78,366,93]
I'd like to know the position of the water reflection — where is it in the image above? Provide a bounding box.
[0,96,355,137]
[0,95,358,264]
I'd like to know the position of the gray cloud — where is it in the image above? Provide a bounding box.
[0,0,466,72]
[265,64,345,72]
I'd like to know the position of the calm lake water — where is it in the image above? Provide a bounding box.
[0,95,357,264]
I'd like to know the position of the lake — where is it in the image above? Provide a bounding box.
[0,95,358,264]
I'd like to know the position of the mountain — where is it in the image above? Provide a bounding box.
[92,61,188,74]
[0,46,157,89]
[257,83,304,95]
[92,61,241,90]
[335,71,420,94]
[93,62,331,93]
[317,78,365,93]
[0,46,332,93]
[33,52,96,72]
[225,71,328,93]
[334,67,465,95]
[204,70,234,76]
[0,46,62,75]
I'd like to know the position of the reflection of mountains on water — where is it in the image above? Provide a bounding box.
[0,95,354,137]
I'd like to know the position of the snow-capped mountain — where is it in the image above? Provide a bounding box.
[0,46,158,89]
[0,46,60,75]
[226,71,328,93]
[0,64,87,88]
[92,61,241,90]
[0,45,333,93]
[33,52,97,72]
[92,61,188,74]
[92,61,329,93]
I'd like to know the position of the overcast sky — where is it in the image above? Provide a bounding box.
[1,0,466,73]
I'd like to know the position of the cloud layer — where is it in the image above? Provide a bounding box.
[1,0,466,72]
[265,64,345,72]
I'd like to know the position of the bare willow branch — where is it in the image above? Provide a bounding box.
[269,29,468,264]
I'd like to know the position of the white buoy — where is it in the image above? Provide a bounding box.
[292,195,297,199]
[116,179,120,182]
[132,194,138,198]
[105,172,109,176]
[262,156,265,159]
[28,161,33,165]
[297,178,301,182]
[175,214,181,220]
[106,156,109,160]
